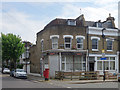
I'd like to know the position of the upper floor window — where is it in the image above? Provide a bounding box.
[63,35,73,49]
[50,35,59,49]
[67,20,76,26]
[107,40,113,51]
[52,37,58,49]
[92,39,98,50]
[41,39,44,52]
[91,36,100,51]
[76,36,85,49]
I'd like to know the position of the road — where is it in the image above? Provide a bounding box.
[1,73,120,90]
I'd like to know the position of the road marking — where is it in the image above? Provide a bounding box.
[67,87,71,88]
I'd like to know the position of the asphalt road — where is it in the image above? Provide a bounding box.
[1,73,120,89]
[2,74,64,88]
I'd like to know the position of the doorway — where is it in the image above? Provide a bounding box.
[89,63,94,71]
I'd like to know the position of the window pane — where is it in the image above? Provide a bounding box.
[77,38,83,43]
[65,44,70,48]
[65,38,71,43]
[62,63,65,70]
[110,61,115,70]
[107,40,112,50]
[97,61,102,70]
[77,44,82,49]
[110,57,115,60]
[53,44,58,49]
[97,57,102,60]
[92,39,98,49]
[52,37,58,43]
[104,61,109,70]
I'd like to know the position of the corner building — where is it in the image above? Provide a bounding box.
[30,14,119,78]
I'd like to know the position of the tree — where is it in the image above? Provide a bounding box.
[2,33,25,70]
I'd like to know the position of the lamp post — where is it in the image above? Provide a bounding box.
[102,28,106,81]
[25,42,28,73]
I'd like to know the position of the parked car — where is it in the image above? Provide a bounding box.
[14,69,27,79]
[118,73,120,82]
[3,68,10,74]
[10,70,14,77]
[0,68,2,73]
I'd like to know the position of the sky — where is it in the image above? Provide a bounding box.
[1,0,120,44]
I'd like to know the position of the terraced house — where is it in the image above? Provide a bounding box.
[30,14,119,78]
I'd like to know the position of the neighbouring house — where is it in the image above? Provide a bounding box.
[30,14,119,78]
[118,1,120,72]
[19,41,32,73]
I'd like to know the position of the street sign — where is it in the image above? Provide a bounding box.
[100,58,106,60]
[102,49,105,53]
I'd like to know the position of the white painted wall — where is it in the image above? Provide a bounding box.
[49,55,59,78]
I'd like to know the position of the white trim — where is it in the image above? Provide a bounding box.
[40,39,44,42]
[50,35,59,39]
[89,54,117,57]
[106,38,114,41]
[63,35,73,39]
[106,50,113,52]
[91,36,100,40]
[76,35,85,39]
[92,49,99,51]
[88,27,118,36]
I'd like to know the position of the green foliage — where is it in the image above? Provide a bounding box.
[17,64,23,69]
[2,33,25,69]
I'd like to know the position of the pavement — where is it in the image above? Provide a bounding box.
[27,73,118,84]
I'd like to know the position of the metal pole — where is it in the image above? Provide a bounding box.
[102,28,105,81]
[86,26,89,71]
[26,43,27,73]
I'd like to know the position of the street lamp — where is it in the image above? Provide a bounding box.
[102,28,106,81]
[25,42,28,73]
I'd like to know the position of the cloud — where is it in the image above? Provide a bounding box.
[56,2,118,27]
[1,10,46,44]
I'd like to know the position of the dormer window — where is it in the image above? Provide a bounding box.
[67,20,76,26]
[96,22,102,28]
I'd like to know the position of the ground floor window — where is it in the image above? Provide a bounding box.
[61,55,86,71]
[97,57,115,71]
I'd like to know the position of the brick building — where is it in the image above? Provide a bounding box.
[30,14,119,78]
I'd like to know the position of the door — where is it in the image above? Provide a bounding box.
[89,63,94,71]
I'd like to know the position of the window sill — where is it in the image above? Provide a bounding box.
[92,49,99,51]
[107,50,113,52]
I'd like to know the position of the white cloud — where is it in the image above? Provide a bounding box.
[1,10,46,44]
[56,2,118,27]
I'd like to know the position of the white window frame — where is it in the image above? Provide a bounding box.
[91,36,100,51]
[97,56,116,71]
[67,20,76,26]
[106,38,114,51]
[40,39,44,52]
[63,35,73,49]
[50,35,59,49]
[76,36,85,49]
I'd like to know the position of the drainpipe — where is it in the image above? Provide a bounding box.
[86,26,89,71]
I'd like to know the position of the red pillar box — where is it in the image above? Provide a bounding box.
[43,69,49,81]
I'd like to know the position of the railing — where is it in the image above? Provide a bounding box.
[55,71,99,80]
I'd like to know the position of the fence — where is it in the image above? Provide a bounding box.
[55,71,99,80]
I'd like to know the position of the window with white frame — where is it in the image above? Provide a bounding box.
[41,39,44,52]
[92,39,98,50]
[67,20,76,26]
[51,37,58,49]
[77,38,83,49]
[97,57,115,70]
[107,40,113,51]
[64,37,72,49]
